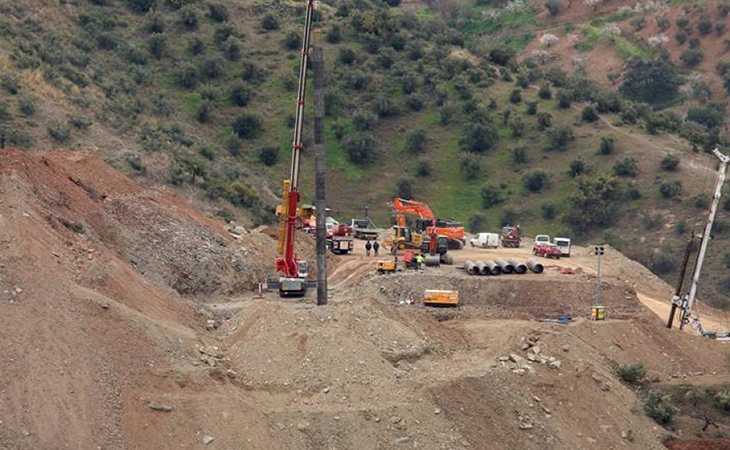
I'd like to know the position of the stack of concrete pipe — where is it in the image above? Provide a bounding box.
[463,259,543,276]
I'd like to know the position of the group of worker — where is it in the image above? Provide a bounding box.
[364,239,380,256]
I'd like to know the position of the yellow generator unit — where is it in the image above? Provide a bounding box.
[376,260,397,274]
[424,290,459,307]
[591,305,606,321]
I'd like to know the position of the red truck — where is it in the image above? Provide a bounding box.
[327,224,354,255]
[533,242,562,259]
[500,226,521,248]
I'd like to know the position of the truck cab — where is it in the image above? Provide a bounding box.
[534,234,551,246]
[553,237,571,257]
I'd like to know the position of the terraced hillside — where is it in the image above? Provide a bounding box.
[0,0,728,307]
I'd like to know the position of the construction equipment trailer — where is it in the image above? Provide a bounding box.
[274,0,316,297]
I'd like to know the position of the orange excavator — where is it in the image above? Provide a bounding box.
[392,198,466,250]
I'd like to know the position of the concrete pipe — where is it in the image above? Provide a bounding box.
[425,254,441,267]
[440,253,454,265]
[483,260,502,275]
[527,259,544,274]
[495,259,514,274]
[508,259,528,274]
[464,260,480,275]
[475,261,489,276]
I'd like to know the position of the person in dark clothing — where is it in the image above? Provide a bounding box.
[365,239,372,256]
[373,240,380,256]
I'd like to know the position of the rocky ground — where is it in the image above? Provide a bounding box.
[0,149,728,449]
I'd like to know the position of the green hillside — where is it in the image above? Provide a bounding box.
[0,0,729,309]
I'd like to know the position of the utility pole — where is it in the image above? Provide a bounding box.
[679,148,729,330]
[667,236,694,329]
[594,245,604,306]
[312,46,327,306]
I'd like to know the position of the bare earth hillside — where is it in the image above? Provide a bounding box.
[0,149,728,449]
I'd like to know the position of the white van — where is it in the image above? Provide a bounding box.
[470,232,499,248]
[534,234,551,246]
[553,237,571,257]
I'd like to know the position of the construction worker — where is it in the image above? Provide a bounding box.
[373,240,380,256]
[415,253,424,269]
[365,239,372,256]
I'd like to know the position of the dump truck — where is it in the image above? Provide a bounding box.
[350,218,384,240]
[500,226,521,248]
[327,224,354,255]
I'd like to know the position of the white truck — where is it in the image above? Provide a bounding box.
[534,234,551,245]
[553,237,571,257]
[470,232,499,248]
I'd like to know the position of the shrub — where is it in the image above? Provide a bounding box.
[231,113,262,139]
[459,122,498,154]
[509,89,522,104]
[180,6,198,29]
[68,115,92,129]
[524,170,550,192]
[715,22,726,35]
[261,14,279,31]
[468,213,487,232]
[126,155,146,173]
[613,158,638,177]
[598,136,615,155]
[282,31,300,50]
[659,180,682,198]
[213,25,234,44]
[676,16,690,30]
[126,0,154,13]
[680,48,704,67]
[546,126,574,151]
[660,154,680,171]
[698,18,713,35]
[326,26,341,44]
[724,197,730,211]
[526,101,538,115]
[148,33,166,59]
[538,84,552,99]
[343,132,376,165]
[657,16,670,30]
[338,47,356,65]
[556,90,571,108]
[715,389,730,413]
[675,31,688,44]
[230,84,251,107]
[620,59,680,105]
[545,0,561,16]
[480,184,505,208]
[188,37,205,55]
[687,107,722,129]
[415,160,431,177]
[617,362,646,384]
[405,129,427,154]
[512,147,528,164]
[228,181,260,208]
[537,112,553,130]
[196,101,212,123]
[373,96,399,117]
[460,154,482,181]
[693,194,710,209]
[568,158,589,177]
[258,146,278,166]
[19,96,37,117]
[500,208,519,226]
[510,117,526,137]
[47,121,71,143]
[644,390,674,424]
[1,74,20,95]
[405,95,424,112]
[395,178,413,199]
[145,13,165,33]
[541,202,558,220]
[208,3,229,22]
[582,105,599,122]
